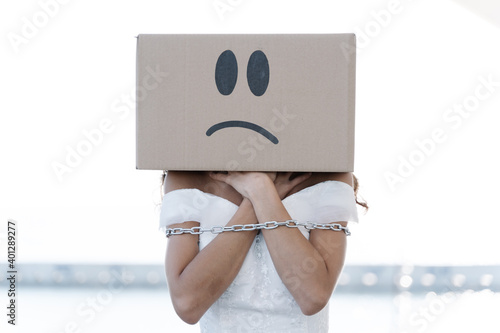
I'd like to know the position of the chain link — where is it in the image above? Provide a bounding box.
[165,219,351,237]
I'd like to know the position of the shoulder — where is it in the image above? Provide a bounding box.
[163,171,207,195]
[284,172,353,198]
[307,172,353,188]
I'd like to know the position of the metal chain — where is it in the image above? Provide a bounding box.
[165,219,351,237]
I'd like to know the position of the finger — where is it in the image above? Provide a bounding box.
[264,172,277,181]
[289,172,312,186]
[275,172,293,182]
[208,171,228,182]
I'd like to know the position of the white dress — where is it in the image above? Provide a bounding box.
[160,180,359,333]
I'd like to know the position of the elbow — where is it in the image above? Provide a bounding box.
[299,292,330,316]
[300,272,342,316]
[171,296,203,325]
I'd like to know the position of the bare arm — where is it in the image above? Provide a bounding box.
[209,171,351,316]
[164,172,258,324]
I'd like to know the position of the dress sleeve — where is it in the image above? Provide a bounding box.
[312,181,359,224]
[159,189,206,232]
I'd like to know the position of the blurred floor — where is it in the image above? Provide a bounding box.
[1,287,499,333]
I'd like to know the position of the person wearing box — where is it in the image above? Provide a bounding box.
[160,170,365,332]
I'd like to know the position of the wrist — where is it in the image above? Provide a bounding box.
[246,176,279,203]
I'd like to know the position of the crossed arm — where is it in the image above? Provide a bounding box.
[164,171,351,324]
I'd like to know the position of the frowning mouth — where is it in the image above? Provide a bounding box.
[206,120,279,144]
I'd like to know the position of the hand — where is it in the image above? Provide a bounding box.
[273,172,312,200]
[208,171,276,199]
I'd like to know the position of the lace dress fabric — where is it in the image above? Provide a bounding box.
[160,181,359,333]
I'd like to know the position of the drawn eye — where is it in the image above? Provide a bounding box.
[247,50,269,97]
[215,50,238,95]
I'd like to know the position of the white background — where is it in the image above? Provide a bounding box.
[1,0,500,268]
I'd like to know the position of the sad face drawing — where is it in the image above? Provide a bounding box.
[206,50,279,144]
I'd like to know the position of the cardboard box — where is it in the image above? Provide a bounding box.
[136,34,356,172]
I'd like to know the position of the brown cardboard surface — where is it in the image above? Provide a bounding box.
[136,34,356,171]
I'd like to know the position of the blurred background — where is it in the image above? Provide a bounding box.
[1,0,499,332]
